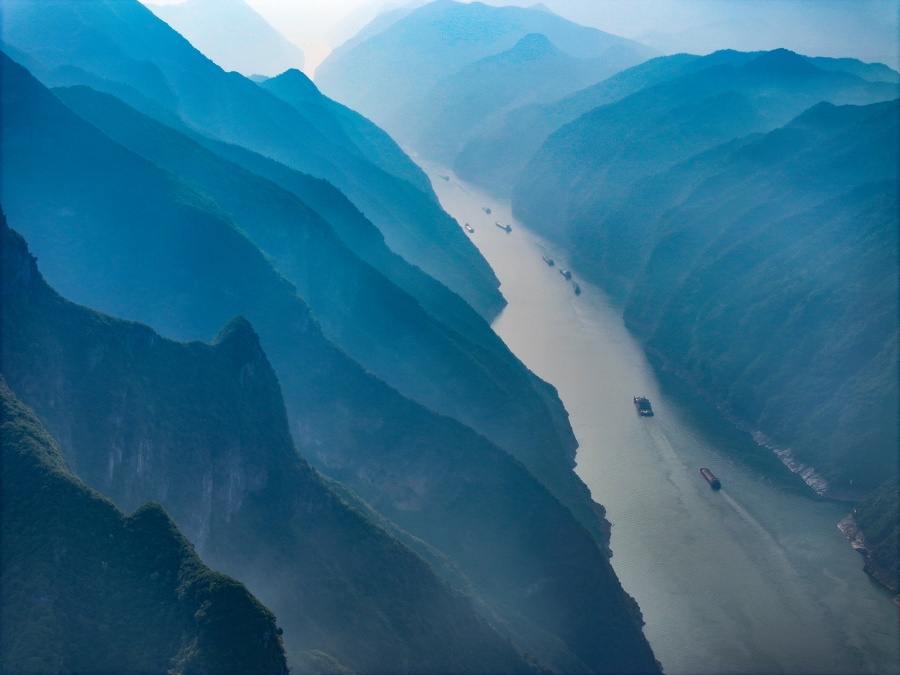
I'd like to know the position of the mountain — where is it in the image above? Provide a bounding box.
[454,52,699,194]
[50,80,603,553]
[539,96,898,500]
[0,378,289,674]
[405,32,650,165]
[514,49,899,243]
[841,477,900,592]
[259,68,433,194]
[0,54,659,673]
[0,0,503,320]
[0,219,533,673]
[316,0,656,149]
[147,0,305,77]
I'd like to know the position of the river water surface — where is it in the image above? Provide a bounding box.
[425,167,899,674]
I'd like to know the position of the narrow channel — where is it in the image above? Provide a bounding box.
[425,166,900,674]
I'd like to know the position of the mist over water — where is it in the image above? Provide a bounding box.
[425,164,900,675]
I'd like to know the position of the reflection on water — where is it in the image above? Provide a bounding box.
[426,166,899,675]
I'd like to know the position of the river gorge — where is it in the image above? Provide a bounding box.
[426,166,899,675]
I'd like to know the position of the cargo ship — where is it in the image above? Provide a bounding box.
[559,269,572,280]
[542,255,555,266]
[464,223,475,233]
[633,396,653,416]
[495,221,512,232]
[573,282,581,295]
[482,207,492,214]
[700,468,721,489]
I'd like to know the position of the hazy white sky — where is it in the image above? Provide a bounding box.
[144,0,900,75]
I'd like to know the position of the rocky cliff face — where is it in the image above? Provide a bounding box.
[0,378,289,675]
[1,217,535,673]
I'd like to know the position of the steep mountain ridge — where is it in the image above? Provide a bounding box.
[0,218,533,673]
[0,0,503,319]
[147,0,305,77]
[0,54,659,673]
[51,81,601,553]
[0,377,289,675]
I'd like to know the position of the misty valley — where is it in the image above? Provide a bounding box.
[0,1,897,674]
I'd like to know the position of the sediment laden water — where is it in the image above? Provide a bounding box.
[425,165,899,675]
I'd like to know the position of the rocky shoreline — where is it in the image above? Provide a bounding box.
[837,513,899,595]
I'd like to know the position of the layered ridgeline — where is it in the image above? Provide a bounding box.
[515,49,899,245]
[457,50,900,196]
[0,0,502,320]
[0,0,605,547]
[0,220,530,673]
[0,57,659,673]
[0,380,288,674]
[511,49,899,498]
[51,81,597,546]
[146,0,305,77]
[316,0,656,164]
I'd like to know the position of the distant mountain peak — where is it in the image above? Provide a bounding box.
[505,33,560,62]
[264,67,321,101]
[742,48,821,79]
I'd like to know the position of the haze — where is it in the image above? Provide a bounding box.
[143,0,900,75]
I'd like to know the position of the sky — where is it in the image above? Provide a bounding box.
[143,0,900,76]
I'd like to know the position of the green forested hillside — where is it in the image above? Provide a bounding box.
[0,218,535,673]
[0,379,288,675]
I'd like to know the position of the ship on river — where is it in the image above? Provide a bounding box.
[464,223,474,233]
[573,282,581,295]
[495,221,512,232]
[633,396,653,416]
[542,255,555,266]
[559,269,572,280]
[700,468,722,489]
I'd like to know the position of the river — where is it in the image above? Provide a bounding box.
[425,167,899,674]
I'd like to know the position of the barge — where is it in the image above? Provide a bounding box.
[700,468,721,489]
[464,223,475,233]
[633,396,653,416]
[559,269,572,280]
[495,221,512,232]
[542,255,555,266]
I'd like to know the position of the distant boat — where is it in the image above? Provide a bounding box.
[439,175,450,181]
[542,255,555,266]
[633,396,653,416]
[700,468,722,489]
[559,269,572,280]
[464,223,475,233]
[495,221,511,232]
[482,207,492,214]
[573,282,581,295]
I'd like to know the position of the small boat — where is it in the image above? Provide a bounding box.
[439,175,450,181]
[542,255,555,266]
[559,269,572,280]
[633,396,653,416]
[573,282,581,295]
[700,468,721,489]
[482,207,492,214]
[495,221,512,232]
[464,223,475,233]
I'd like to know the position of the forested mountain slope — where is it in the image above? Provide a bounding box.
[0,378,289,675]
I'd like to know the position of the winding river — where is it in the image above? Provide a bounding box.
[425,167,899,674]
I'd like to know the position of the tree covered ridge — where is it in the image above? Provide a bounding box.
[0,375,289,674]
